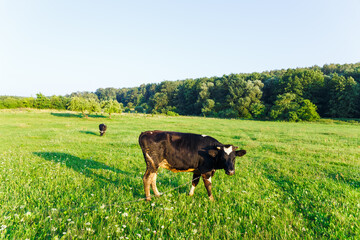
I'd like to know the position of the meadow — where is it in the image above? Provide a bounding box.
[0,109,359,239]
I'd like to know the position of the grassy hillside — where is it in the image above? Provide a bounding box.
[0,110,359,239]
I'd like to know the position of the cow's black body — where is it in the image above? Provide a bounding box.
[139,130,246,201]
[99,124,107,136]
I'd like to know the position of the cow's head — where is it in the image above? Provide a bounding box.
[209,145,246,175]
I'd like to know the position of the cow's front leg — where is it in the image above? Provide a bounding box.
[202,172,214,201]
[189,173,201,196]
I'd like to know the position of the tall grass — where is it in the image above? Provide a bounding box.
[0,110,359,239]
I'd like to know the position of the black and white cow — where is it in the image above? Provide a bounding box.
[138,130,246,201]
[99,124,107,136]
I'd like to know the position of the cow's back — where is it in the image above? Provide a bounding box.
[139,131,220,172]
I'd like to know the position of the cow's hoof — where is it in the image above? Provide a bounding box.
[209,196,214,201]
[145,197,151,201]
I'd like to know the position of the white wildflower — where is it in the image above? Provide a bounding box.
[0,225,7,231]
[193,229,198,234]
[100,204,106,209]
[161,225,164,229]
[122,212,128,217]
[25,212,31,216]
[145,228,150,231]
[52,227,57,231]
[136,234,141,238]
[122,225,126,228]
[85,222,91,226]
[151,203,155,207]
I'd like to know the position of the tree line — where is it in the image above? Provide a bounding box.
[1,63,359,121]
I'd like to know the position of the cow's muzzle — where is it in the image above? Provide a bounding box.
[225,170,235,176]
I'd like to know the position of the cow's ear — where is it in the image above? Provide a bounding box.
[235,150,246,157]
[208,149,218,157]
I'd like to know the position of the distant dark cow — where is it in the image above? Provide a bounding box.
[99,124,107,136]
[139,131,246,201]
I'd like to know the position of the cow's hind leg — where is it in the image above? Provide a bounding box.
[143,169,152,201]
[150,172,161,197]
[189,173,201,196]
[202,173,214,201]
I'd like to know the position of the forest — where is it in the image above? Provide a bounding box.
[1,63,359,121]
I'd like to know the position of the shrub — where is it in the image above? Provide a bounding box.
[297,99,320,121]
[134,106,145,113]
[166,111,179,116]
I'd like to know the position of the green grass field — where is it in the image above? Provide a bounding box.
[0,109,359,239]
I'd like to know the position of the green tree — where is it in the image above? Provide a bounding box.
[270,94,320,121]
[326,74,359,118]
[88,98,101,115]
[225,76,264,119]
[269,93,300,121]
[149,92,169,113]
[174,79,199,115]
[35,93,51,109]
[50,95,68,110]
[22,97,35,108]
[250,102,266,119]
[201,99,215,117]
[102,100,123,118]
[297,99,320,121]
[68,97,90,118]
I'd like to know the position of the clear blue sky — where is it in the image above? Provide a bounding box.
[1,0,359,97]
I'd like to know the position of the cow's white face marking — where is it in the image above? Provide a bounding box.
[208,176,212,183]
[224,146,233,155]
[202,135,207,137]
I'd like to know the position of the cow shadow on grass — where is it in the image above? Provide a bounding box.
[155,172,192,195]
[33,152,144,198]
[51,113,107,118]
[51,113,83,118]
[79,130,98,136]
